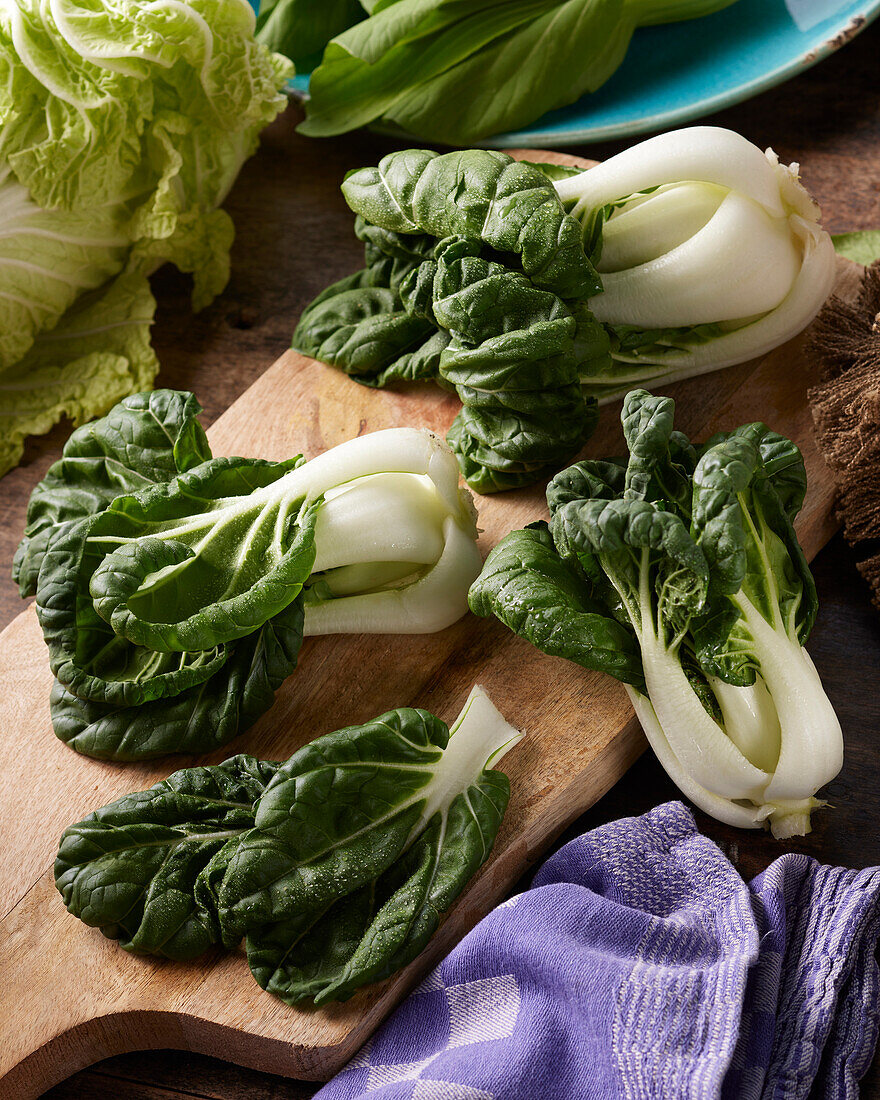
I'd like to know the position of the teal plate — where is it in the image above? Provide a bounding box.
[266,0,879,147]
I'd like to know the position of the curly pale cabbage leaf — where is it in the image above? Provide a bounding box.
[0,0,291,474]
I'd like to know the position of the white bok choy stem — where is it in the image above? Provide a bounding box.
[554,126,836,382]
[625,685,771,831]
[730,593,843,838]
[630,595,841,838]
[302,429,482,635]
[304,516,481,635]
[624,547,771,802]
[706,674,781,775]
[410,683,523,841]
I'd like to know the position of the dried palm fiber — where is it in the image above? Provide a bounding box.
[808,261,880,610]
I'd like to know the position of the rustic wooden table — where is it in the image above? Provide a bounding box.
[3,22,877,1100]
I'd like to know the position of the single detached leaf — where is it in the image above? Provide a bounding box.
[217,689,520,947]
[248,765,509,1005]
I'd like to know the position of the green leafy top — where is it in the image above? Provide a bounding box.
[56,687,521,1004]
[13,391,211,597]
[342,149,601,301]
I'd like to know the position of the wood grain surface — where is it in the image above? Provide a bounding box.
[0,221,857,1098]
[0,19,876,1100]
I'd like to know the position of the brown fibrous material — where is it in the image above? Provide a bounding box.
[808,261,880,610]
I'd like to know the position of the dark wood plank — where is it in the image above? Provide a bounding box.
[41,1050,318,1100]
[16,19,880,1100]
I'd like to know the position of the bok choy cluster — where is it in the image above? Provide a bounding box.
[56,686,521,1005]
[294,128,835,493]
[469,389,843,837]
[16,390,481,760]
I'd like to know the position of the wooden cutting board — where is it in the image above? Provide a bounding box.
[0,150,861,1099]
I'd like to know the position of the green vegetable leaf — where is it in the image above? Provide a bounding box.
[247,763,509,1005]
[299,0,737,145]
[0,271,160,479]
[36,511,230,707]
[430,252,601,490]
[469,522,644,687]
[55,688,519,1003]
[691,429,817,681]
[33,454,311,705]
[216,689,519,947]
[832,230,880,266]
[255,0,365,67]
[341,149,601,301]
[86,458,318,654]
[546,459,626,513]
[552,495,709,642]
[49,596,305,760]
[0,0,291,471]
[55,755,280,960]
[293,280,437,383]
[13,389,210,597]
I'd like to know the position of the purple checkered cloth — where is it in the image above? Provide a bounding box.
[315,802,880,1100]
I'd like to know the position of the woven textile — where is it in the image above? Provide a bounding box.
[316,802,880,1100]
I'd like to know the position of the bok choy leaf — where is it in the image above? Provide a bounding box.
[55,687,521,1005]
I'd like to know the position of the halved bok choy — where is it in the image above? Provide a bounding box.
[19,391,482,758]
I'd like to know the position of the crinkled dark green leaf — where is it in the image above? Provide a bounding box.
[247,768,509,1005]
[34,455,311,704]
[691,430,817,679]
[546,459,626,514]
[36,512,230,707]
[620,388,695,514]
[552,496,709,639]
[55,755,280,960]
[341,149,600,300]
[82,456,316,654]
[427,253,600,490]
[13,390,210,597]
[469,522,643,687]
[293,280,437,383]
[216,706,449,944]
[49,596,305,760]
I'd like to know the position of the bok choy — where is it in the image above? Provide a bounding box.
[557,127,837,397]
[469,389,843,837]
[292,0,739,145]
[18,391,482,760]
[294,128,835,492]
[56,686,521,1004]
